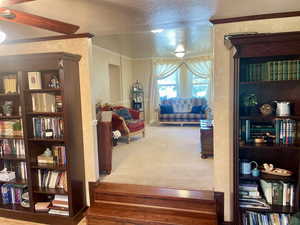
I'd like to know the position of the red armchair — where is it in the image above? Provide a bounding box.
[102,105,145,143]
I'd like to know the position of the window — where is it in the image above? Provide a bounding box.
[192,74,209,97]
[158,70,179,99]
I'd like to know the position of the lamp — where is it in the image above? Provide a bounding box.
[0,31,6,44]
[174,44,185,58]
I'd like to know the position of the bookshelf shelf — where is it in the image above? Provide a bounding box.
[240,115,300,121]
[27,112,63,116]
[28,138,64,143]
[240,205,296,214]
[0,136,23,140]
[0,115,22,120]
[33,187,68,195]
[231,33,300,225]
[240,174,297,183]
[0,203,31,212]
[0,179,27,185]
[31,162,66,171]
[0,53,85,224]
[0,93,19,97]
[27,88,62,93]
[240,80,300,85]
[0,154,26,161]
[240,143,300,150]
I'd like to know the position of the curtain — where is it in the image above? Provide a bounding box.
[148,56,213,124]
[149,60,182,123]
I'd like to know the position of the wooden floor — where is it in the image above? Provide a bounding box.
[87,182,223,225]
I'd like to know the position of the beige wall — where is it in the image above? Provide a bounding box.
[109,64,122,104]
[132,59,152,122]
[213,16,300,221]
[0,37,100,205]
[92,45,133,107]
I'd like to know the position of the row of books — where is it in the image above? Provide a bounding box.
[2,161,27,181]
[2,75,17,94]
[32,117,63,139]
[0,120,23,137]
[242,60,300,82]
[242,211,290,225]
[1,184,27,204]
[241,121,274,143]
[0,139,25,156]
[38,146,66,165]
[260,179,295,207]
[31,93,62,113]
[49,194,69,216]
[275,119,297,144]
[37,169,67,191]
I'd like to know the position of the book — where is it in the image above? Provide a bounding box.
[28,72,42,90]
[3,75,17,94]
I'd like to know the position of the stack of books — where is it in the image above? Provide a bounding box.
[32,117,63,138]
[241,120,275,143]
[49,194,69,216]
[243,60,300,82]
[55,96,63,112]
[0,120,23,137]
[31,93,58,113]
[242,211,291,225]
[0,139,25,156]
[239,181,270,209]
[275,119,297,144]
[1,184,27,204]
[3,75,17,94]
[37,170,67,191]
[260,179,294,207]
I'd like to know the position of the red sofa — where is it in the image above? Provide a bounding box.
[102,105,145,143]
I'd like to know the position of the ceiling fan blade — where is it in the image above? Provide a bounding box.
[0,8,80,34]
[0,0,35,7]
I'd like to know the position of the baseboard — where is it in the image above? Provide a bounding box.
[223,222,234,225]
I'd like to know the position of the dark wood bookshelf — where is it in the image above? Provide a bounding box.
[231,32,300,224]
[0,53,86,224]
[0,154,26,161]
[31,162,66,171]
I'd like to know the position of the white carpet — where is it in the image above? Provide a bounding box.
[100,125,214,191]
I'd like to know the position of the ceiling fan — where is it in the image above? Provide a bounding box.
[0,0,80,35]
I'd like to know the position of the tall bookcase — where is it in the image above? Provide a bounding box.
[231,32,300,225]
[0,52,86,224]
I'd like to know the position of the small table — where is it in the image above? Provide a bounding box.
[200,120,214,159]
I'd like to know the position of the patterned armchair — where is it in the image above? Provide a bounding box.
[102,105,145,143]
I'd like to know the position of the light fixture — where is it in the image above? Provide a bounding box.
[174,44,185,58]
[151,29,164,33]
[0,31,6,44]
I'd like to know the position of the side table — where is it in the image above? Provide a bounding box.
[200,120,214,159]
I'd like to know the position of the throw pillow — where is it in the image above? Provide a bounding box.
[160,105,173,114]
[114,109,132,120]
[191,105,203,114]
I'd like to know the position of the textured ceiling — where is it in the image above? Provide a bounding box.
[0,0,300,57]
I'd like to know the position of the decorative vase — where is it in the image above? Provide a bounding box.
[2,101,13,116]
